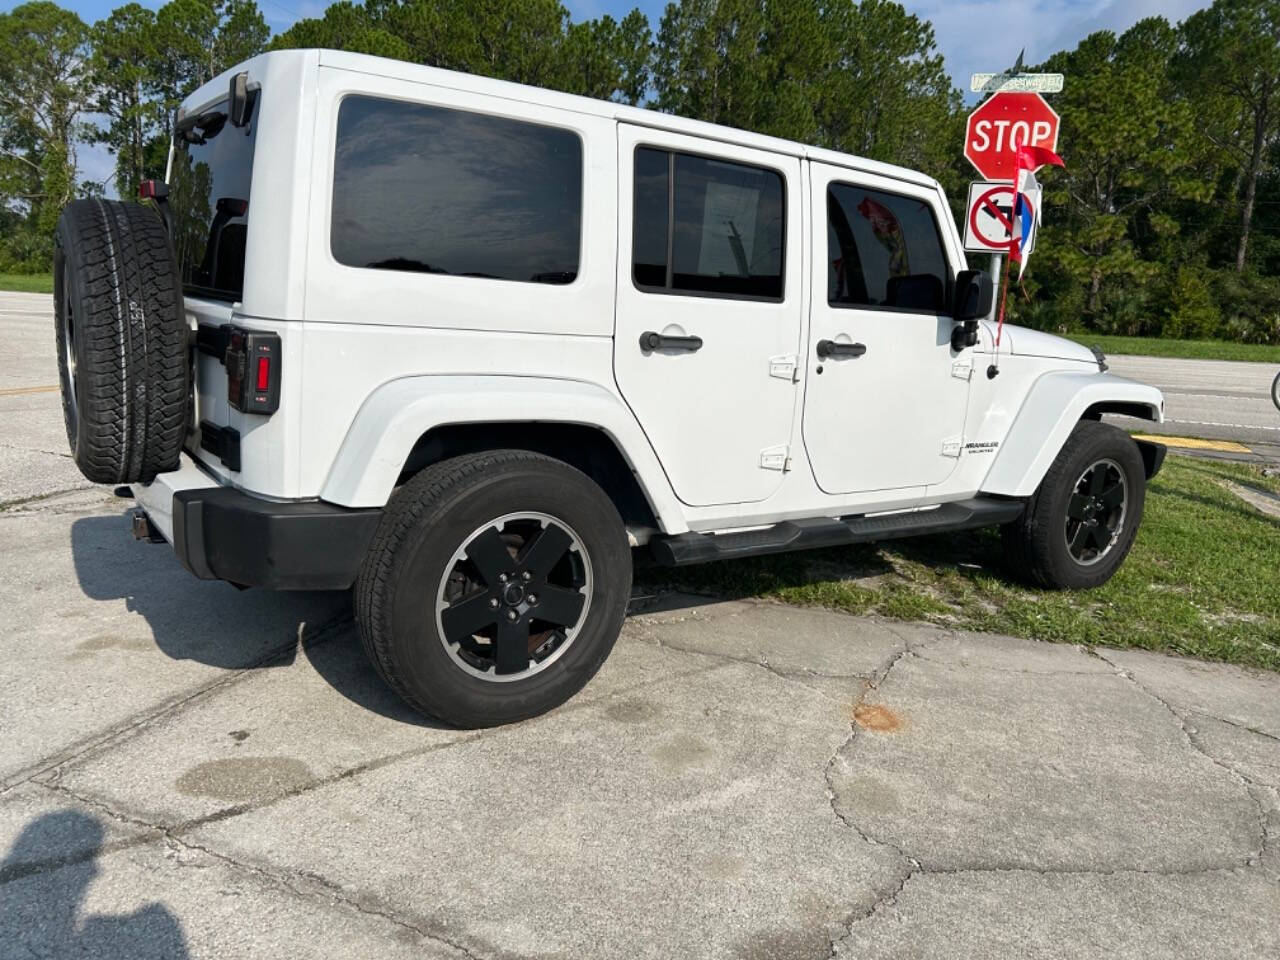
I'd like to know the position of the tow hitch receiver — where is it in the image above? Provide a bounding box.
[131,510,165,543]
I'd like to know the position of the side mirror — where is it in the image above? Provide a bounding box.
[950,269,992,351]
[953,269,993,321]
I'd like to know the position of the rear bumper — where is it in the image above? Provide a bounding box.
[133,456,380,590]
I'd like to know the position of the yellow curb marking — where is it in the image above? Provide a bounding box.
[1132,433,1251,453]
[0,384,58,397]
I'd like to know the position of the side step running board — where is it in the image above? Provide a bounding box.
[649,498,1025,567]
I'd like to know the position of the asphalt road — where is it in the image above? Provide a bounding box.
[1,290,1278,958]
[1106,353,1280,448]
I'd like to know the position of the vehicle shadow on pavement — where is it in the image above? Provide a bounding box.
[299,627,453,728]
[631,542,900,599]
[70,511,446,728]
[0,811,190,959]
[69,512,347,670]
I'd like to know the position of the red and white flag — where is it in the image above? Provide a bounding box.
[1010,145,1064,279]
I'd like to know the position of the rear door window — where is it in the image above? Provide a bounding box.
[632,147,786,300]
[331,96,583,285]
[827,184,949,313]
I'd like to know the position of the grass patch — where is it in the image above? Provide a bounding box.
[1064,332,1280,363]
[642,456,1280,672]
[0,272,53,294]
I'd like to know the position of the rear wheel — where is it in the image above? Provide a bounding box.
[54,199,188,484]
[1001,420,1146,589]
[1271,369,1280,412]
[355,451,632,727]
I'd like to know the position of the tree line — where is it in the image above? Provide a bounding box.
[2,0,1279,342]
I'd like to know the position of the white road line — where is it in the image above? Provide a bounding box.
[1167,418,1280,433]
[1163,391,1267,401]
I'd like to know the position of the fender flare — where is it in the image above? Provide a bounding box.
[319,375,689,533]
[980,371,1164,498]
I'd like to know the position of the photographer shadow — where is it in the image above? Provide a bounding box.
[0,811,190,959]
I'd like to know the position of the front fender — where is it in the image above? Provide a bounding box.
[319,375,689,533]
[981,371,1164,498]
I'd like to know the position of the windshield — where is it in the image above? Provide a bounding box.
[169,96,257,302]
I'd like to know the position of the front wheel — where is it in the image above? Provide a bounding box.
[1000,420,1146,589]
[355,450,632,727]
[1271,369,1280,412]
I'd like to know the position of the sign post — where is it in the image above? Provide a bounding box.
[964,76,1063,363]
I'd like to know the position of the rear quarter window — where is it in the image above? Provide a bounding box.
[170,102,257,302]
[330,96,583,285]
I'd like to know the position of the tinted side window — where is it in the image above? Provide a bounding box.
[170,100,257,301]
[827,184,949,313]
[632,148,669,288]
[633,148,785,300]
[332,96,583,284]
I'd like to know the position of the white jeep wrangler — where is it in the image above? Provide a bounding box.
[53,49,1165,727]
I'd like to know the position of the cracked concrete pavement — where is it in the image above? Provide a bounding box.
[3,289,1280,957]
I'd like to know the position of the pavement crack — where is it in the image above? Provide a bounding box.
[3,613,354,796]
[1093,650,1270,870]
[827,862,918,958]
[33,781,491,960]
[1200,713,1280,746]
[822,643,918,959]
[0,484,94,512]
[827,855,1270,953]
[33,656,726,842]
[652,636,870,683]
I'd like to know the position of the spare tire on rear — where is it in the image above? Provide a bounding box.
[54,198,189,484]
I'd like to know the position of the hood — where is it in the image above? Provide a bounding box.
[1004,325,1099,365]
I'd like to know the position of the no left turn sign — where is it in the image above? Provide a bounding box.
[964,181,1035,255]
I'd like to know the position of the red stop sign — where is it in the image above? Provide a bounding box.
[965,92,1060,181]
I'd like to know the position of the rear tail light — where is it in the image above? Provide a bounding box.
[226,326,280,415]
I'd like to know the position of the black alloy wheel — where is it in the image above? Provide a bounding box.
[355,450,632,727]
[437,512,592,681]
[1064,458,1128,565]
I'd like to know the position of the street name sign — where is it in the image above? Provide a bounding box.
[970,72,1065,94]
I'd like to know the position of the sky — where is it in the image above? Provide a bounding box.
[3,0,1215,189]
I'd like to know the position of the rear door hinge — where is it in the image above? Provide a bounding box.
[941,436,963,458]
[760,444,791,471]
[769,354,799,382]
[951,358,974,380]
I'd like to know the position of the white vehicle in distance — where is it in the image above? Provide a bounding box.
[52,49,1165,728]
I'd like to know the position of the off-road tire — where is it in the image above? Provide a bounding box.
[355,451,632,727]
[53,199,187,484]
[1000,420,1146,589]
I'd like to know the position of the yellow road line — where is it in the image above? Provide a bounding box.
[1132,433,1251,453]
[0,384,58,397]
